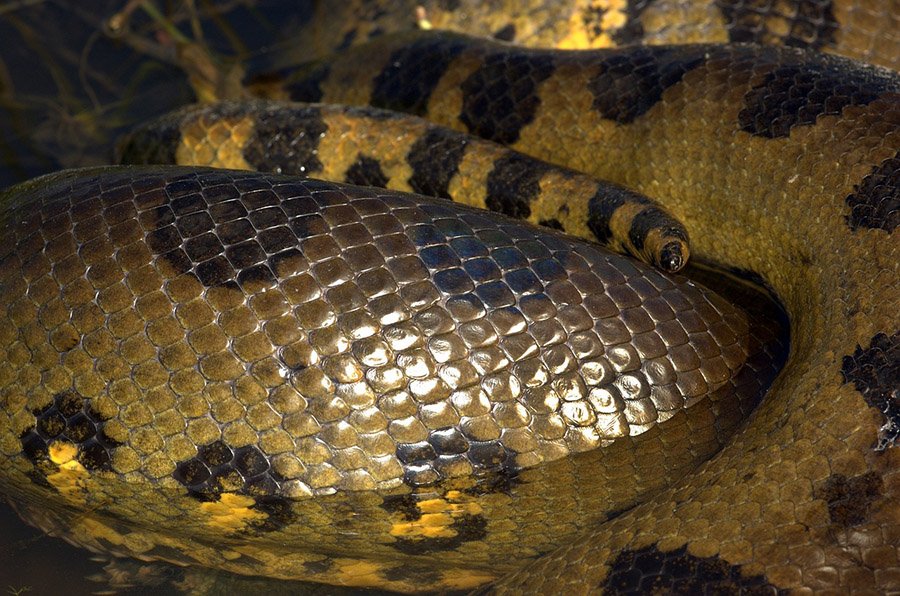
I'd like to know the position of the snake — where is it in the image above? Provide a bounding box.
[0,1,898,593]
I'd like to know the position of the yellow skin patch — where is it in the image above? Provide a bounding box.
[200,492,268,532]
[333,558,386,583]
[45,441,89,503]
[559,0,630,49]
[176,113,255,170]
[316,109,421,191]
[47,440,78,465]
[438,568,499,590]
[390,490,483,539]
[74,516,159,555]
[75,516,128,546]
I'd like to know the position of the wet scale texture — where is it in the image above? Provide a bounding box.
[0,167,760,494]
[0,2,897,592]
[0,165,783,591]
[260,25,897,594]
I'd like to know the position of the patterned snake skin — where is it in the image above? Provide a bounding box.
[0,1,898,593]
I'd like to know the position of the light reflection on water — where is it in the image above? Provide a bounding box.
[0,499,112,593]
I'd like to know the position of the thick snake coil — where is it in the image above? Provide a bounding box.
[0,5,898,595]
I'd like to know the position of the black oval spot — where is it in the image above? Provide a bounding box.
[460,52,555,144]
[428,428,470,455]
[604,544,777,592]
[844,154,899,233]
[841,331,899,450]
[199,440,234,467]
[371,36,468,116]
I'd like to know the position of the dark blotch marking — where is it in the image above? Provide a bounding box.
[576,0,654,46]
[218,216,253,244]
[344,154,390,188]
[177,211,214,238]
[587,186,628,244]
[460,52,555,144]
[290,213,328,240]
[610,0,656,46]
[433,267,474,294]
[172,458,211,488]
[381,493,423,522]
[844,153,899,233]
[337,29,357,52]
[250,495,294,533]
[370,36,468,116]
[140,170,336,291]
[173,438,294,528]
[492,23,516,41]
[841,331,899,450]
[588,47,704,123]
[628,207,688,251]
[485,153,552,219]
[816,472,883,526]
[467,441,511,469]
[171,192,206,216]
[195,255,234,286]
[269,248,305,279]
[396,441,438,465]
[491,246,528,270]
[143,544,193,565]
[161,248,191,273]
[383,494,488,555]
[145,224,183,255]
[739,56,896,138]
[412,227,450,250]
[718,0,837,50]
[118,118,180,165]
[234,445,270,477]
[466,440,521,495]
[539,218,564,230]
[24,470,53,490]
[226,239,266,269]
[463,257,501,282]
[603,544,779,593]
[19,389,121,472]
[604,503,638,522]
[428,427,469,455]
[244,105,326,176]
[243,261,286,289]
[285,63,331,103]
[406,127,469,199]
[392,434,519,491]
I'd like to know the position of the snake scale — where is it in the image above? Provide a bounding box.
[0,0,898,593]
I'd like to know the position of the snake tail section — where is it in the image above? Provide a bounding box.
[120,100,691,273]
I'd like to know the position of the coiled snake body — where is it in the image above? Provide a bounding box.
[0,3,898,594]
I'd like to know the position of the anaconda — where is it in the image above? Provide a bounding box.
[0,2,898,593]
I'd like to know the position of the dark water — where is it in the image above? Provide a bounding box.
[0,0,310,188]
[0,501,107,594]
